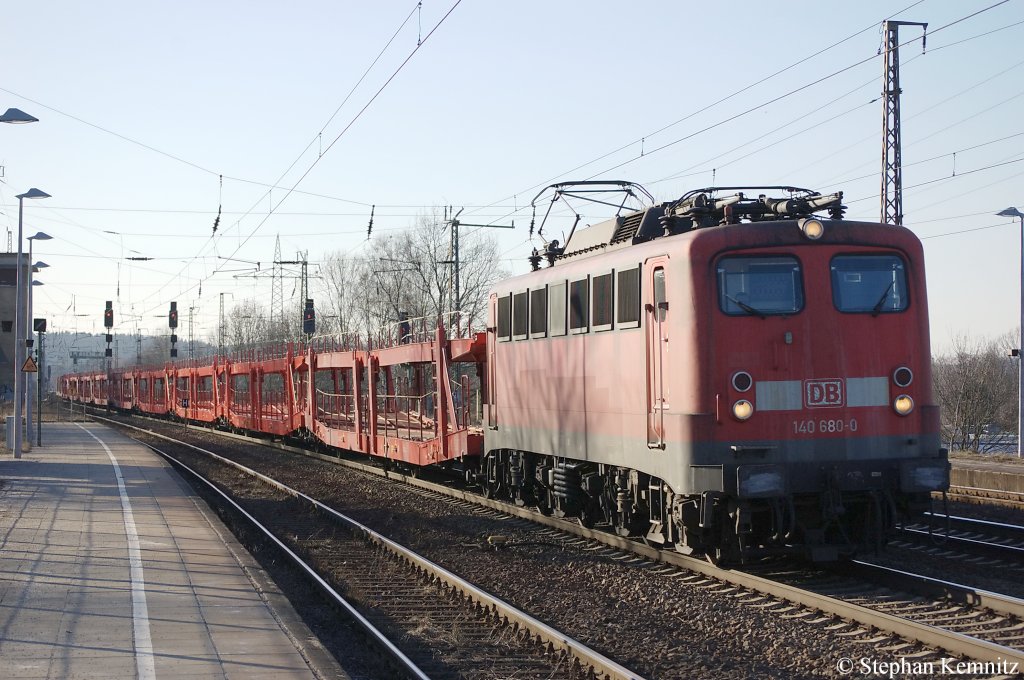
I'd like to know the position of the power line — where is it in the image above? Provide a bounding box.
[921,219,1018,240]
[459,1,928,226]
[468,1,1014,236]
[131,0,464,322]
[820,131,1024,189]
[844,154,1024,205]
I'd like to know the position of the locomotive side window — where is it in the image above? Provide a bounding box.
[549,281,567,337]
[617,266,641,328]
[569,277,589,333]
[497,294,512,341]
[530,287,547,338]
[512,291,529,340]
[716,256,804,316]
[653,268,667,322]
[831,254,908,314]
[592,272,614,331]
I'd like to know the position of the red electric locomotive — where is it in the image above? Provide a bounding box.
[481,182,947,561]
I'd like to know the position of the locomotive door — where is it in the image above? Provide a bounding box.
[645,259,669,448]
[486,293,497,428]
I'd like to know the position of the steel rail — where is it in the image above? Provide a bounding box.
[136,439,431,680]
[93,414,646,680]
[897,525,1024,559]
[844,560,1024,619]
[924,512,1024,534]
[85,409,1024,666]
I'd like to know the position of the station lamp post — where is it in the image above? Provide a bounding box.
[13,189,50,459]
[0,108,38,124]
[26,233,51,437]
[998,206,1024,458]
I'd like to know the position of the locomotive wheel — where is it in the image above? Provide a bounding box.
[536,492,554,516]
[707,520,742,564]
[579,503,600,529]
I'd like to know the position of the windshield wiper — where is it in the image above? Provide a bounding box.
[871,281,896,317]
[726,294,768,319]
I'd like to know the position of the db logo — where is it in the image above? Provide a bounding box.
[804,379,844,408]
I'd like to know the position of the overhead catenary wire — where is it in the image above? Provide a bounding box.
[583,2,1009,181]
[129,0,464,323]
[131,0,420,308]
[461,0,1014,244]
[459,0,930,227]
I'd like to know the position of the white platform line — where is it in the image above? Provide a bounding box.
[78,424,156,680]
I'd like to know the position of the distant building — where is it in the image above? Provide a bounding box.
[0,253,35,401]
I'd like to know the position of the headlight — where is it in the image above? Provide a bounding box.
[732,371,753,392]
[737,464,785,498]
[893,394,914,416]
[893,366,913,388]
[799,217,824,240]
[732,399,754,421]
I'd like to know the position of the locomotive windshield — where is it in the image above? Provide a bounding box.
[830,254,908,314]
[716,256,804,316]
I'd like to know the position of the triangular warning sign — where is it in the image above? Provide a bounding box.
[21,356,38,372]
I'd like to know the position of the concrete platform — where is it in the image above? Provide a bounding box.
[0,422,345,679]
[950,456,1024,494]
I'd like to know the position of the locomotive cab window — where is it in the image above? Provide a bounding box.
[717,256,804,316]
[831,254,908,314]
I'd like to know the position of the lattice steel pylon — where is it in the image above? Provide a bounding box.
[271,234,284,332]
[880,20,927,226]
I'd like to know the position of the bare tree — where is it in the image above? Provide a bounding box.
[227,298,271,351]
[319,209,509,340]
[933,330,1019,452]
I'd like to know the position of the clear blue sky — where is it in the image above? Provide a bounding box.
[1,0,1021,355]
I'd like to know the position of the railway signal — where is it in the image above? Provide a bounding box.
[103,301,113,358]
[302,298,315,336]
[169,301,179,358]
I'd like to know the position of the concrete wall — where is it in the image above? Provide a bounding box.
[950,467,1024,494]
[0,252,34,403]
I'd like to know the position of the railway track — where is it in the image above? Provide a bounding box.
[894,513,1024,562]
[87,409,1024,671]
[131,426,644,680]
